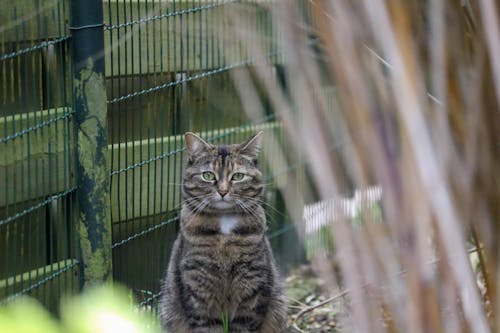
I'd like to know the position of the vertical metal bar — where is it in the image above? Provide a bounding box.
[70,0,112,286]
[107,0,115,226]
[129,0,136,235]
[138,0,144,232]
[50,4,60,300]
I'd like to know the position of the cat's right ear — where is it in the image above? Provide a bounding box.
[184,132,212,157]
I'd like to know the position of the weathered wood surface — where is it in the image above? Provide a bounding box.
[0,259,79,311]
[103,0,277,75]
[2,1,278,74]
[0,107,75,207]
[0,0,69,42]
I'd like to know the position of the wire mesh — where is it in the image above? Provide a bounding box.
[0,0,79,312]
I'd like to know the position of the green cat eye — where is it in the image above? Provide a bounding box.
[231,172,245,181]
[201,171,215,181]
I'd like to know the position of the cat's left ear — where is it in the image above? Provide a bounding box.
[238,131,263,159]
[184,132,212,156]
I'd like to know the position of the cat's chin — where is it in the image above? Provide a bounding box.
[212,201,235,209]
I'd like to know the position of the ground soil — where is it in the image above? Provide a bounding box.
[284,265,344,333]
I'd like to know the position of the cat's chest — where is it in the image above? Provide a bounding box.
[219,215,239,235]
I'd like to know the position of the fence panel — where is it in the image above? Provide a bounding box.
[0,0,79,312]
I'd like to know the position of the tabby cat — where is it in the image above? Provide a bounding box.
[160,131,287,333]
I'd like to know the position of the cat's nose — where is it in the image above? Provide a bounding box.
[218,189,228,198]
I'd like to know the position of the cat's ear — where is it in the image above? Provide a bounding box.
[184,132,212,156]
[238,131,263,159]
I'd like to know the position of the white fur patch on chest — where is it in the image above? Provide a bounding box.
[219,216,239,235]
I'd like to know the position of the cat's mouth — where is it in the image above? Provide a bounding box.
[212,195,236,209]
[212,200,235,209]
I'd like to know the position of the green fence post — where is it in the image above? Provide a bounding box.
[71,0,112,287]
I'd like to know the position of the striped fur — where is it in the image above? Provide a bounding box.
[160,132,287,333]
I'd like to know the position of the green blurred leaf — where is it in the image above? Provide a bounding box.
[61,284,161,333]
[0,284,161,333]
[0,298,61,333]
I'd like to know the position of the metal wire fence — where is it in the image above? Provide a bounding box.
[0,0,78,312]
[1,0,305,313]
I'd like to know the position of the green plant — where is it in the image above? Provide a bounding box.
[221,310,229,333]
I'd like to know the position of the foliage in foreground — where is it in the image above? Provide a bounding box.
[0,285,161,333]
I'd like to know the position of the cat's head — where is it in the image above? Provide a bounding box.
[182,131,264,213]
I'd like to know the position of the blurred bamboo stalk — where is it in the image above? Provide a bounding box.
[232,0,499,331]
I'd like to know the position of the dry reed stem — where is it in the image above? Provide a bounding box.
[232,0,499,332]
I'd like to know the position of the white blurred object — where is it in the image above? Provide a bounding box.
[303,186,383,234]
